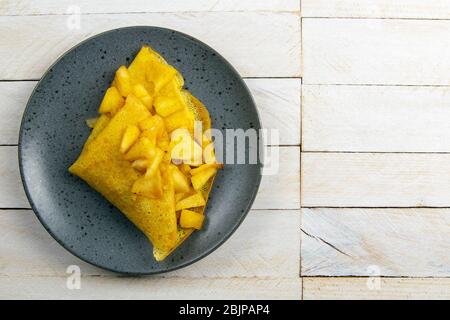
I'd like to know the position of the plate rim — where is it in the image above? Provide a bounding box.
[18,26,263,275]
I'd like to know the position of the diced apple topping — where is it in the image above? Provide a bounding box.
[175,192,206,211]
[114,66,132,97]
[164,108,195,133]
[179,210,205,230]
[179,164,191,175]
[98,48,223,208]
[191,167,217,191]
[170,128,203,165]
[99,87,124,114]
[131,171,163,199]
[154,96,184,117]
[120,125,140,154]
[145,147,164,178]
[146,58,178,92]
[175,192,187,202]
[131,159,150,172]
[139,115,165,140]
[132,83,153,110]
[124,137,156,161]
[169,164,191,193]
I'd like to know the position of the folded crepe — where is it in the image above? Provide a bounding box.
[69,46,220,261]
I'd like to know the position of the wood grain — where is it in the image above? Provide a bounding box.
[0,210,301,299]
[1,276,301,300]
[303,277,450,300]
[302,152,450,207]
[302,85,450,152]
[0,146,299,209]
[0,0,300,15]
[302,0,450,19]
[0,210,300,278]
[301,208,450,277]
[0,147,29,208]
[302,19,450,85]
[0,79,301,146]
[0,12,300,79]
[247,79,301,146]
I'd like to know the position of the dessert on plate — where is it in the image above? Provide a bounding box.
[69,46,222,261]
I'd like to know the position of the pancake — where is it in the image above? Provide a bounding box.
[69,46,219,260]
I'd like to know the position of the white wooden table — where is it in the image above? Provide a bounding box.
[1,0,450,300]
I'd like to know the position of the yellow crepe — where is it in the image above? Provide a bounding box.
[69,95,178,252]
[153,92,215,261]
[69,46,218,261]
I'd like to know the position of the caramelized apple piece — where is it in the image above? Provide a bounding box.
[179,164,191,175]
[124,137,156,161]
[154,96,184,117]
[169,165,191,193]
[180,210,204,230]
[157,131,170,151]
[99,87,124,114]
[170,128,203,165]
[164,108,195,133]
[139,115,165,139]
[131,159,150,172]
[191,167,217,191]
[146,58,178,92]
[114,66,132,97]
[132,84,153,110]
[175,192,205,211]
[128,46,153,84]
[145,147,164,177]
[120,125,140,154]
[175,192,187,202]
[131,171,163,199]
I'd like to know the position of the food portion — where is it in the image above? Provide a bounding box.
[69,46,222,261]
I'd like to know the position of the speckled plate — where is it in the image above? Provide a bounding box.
[19,26,262,274]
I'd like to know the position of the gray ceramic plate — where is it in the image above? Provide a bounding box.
[19,26,262,274]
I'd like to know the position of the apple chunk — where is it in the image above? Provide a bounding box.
[120,125,140,154]
[180,210,204,230]
[169,165,191,193]
[131,171,163,199]
[175,192,205,211]
[154,96,184,117]
[99,87,124,114]
[191,167,217,191]
[114,66,132,97]
[170,128,203,166]
[124,137,156,161]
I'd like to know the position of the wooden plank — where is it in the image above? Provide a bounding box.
[0,12,300,79]
[0,79,301,146]
[0,81,34,145]
[0,210,300,278]
[0,209,301,299]
[301,208,450,277]
[0,0,300,15]
[0,147,29,208]
[247,79,301,146]
[301,152,450,207]
[255,147,300,209]
[303,277,450,300]
[302,85,450,152]
[0,146,299,209]
[302,19,450,85]
[302,0,450,19]
[1,275,301,300]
